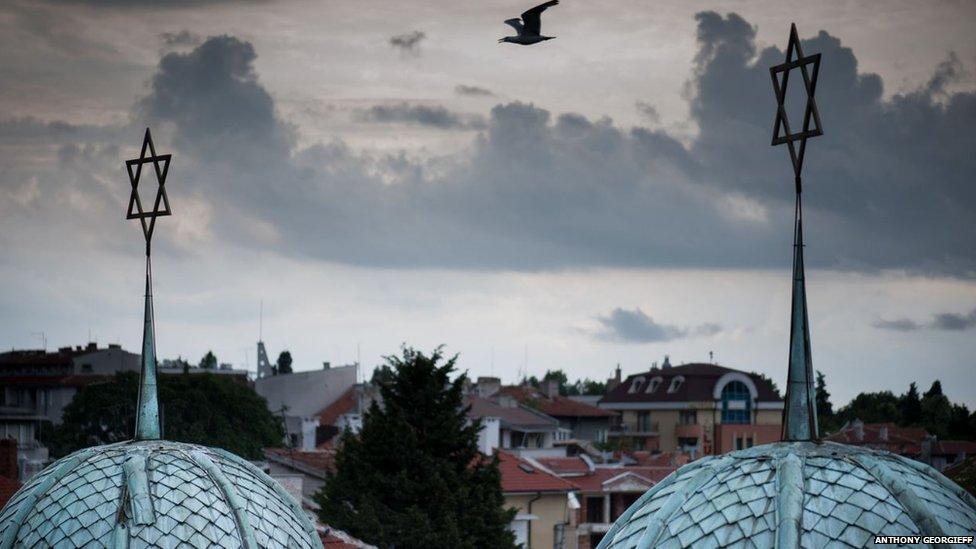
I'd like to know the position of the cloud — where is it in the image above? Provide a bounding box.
[389,31,425,55]
[160,30,202,48]
[873,318,922,332]
[873,308,976,331]
[635,101,661,124]
[932,309,976,330]
[4,13,975,275]
[594,307,721,343]
[455,85,495,97]
[355,103,485,130]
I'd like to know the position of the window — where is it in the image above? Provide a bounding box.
[81,363,93,373]
[586,497,604,523]
[746,437,754,448]
[646,377,662,393]
[628,376,645,393]
[720,381,752,424]
[735,437,744,450]
[667,376,685,393]
[637,411,651,432]
[679,410,697,425]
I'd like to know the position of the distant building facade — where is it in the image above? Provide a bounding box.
[598,359,783,456]
[492,380,617,443]
[826,419,976,471]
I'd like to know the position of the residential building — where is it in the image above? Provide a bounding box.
[498,450,579,549]
[255,363,357,450]
[532,454,680,549]
[492,380,617,443]
[467,394,564,458]
[262,447,336,509]
[598,359,783,456]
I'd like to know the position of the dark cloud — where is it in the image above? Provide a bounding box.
[356,103,485,130]
[595,308,720,343]
[932,309,976,330]
[635,101,661,124]
[872,318,922,332]
[389,31,425,55]
[873,308,976,331]
[686,12,976,276]
[160,30,202,48]
[10,12,974,274]
[455,85,495,97]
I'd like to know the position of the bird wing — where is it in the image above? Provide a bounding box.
[504,18,524,35]
[520,0,558,36]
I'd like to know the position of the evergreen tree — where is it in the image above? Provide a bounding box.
[815,371,837,433]
[900,382,922,426]
[276,350,293,374]
[199,350,217,370]
[314,347,516,549]
[921,381,953,439]
[924,380,944,399]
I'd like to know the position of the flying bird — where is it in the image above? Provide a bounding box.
[499,0,559,45]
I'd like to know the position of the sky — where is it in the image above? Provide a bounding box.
[1,0,974,410]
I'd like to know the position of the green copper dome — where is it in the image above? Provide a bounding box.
[0,440,323,549]
[597,441,976,548]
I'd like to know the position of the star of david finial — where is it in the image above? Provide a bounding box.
[770,23,823,192]
[125,128,172,255]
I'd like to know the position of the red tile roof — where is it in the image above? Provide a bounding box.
[600,363,782,404]
[318,526,374,548]
[497,451,577,493]
[0,476,21,509]
[495,386,617,418]
[628,451,691,468]
[824,422,930,454]
[318,387,358,426]
[571,467,674,493]
[534,456,591,476]
[466,396,559,429]
[265,448,336,475]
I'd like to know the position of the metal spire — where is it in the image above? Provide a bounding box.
[125,128,172,440]
[770,24,823,441]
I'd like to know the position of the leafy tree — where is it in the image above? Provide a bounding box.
[370,364,394,386]
[900,382,922,426]
[199,350,217,370]
[315,347,515,549]
[542,369,569,395]
[579,378,607,396]
[835,391,902,426]
[47,371,283,459]
[276,350,293,375]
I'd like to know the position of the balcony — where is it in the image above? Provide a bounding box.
[607,421,659,436]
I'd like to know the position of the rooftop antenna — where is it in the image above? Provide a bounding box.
[256,300,274,379]
[125,127,172,441]
[31,331,47,351]
[708,350,714,364]
[770,23,823,442]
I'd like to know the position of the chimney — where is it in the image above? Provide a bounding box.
[853,419,864,442]
[921,435,935,465]
[476,376,501,398]
[607,364,622,392]
[541,379,559,399]
[0,438,17,481]
[498,395,518,408]
[323,361,331,370]
[662,355,672,369]
[86,342,97,351]
[878,425,888,441]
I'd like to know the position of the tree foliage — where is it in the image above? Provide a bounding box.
[46,371,284,459]
[315,347,516,549]
[276,350,293,375]
[826,375,975,440]
[199,350,217,370]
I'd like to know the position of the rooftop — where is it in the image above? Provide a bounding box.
[494,385,617,418]
[465,395,559,431]
[600,362,782,405]
[497,451,577,493]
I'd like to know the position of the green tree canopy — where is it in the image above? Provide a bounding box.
[276,350,293,374]
[314,347,515,549]
[815,370,838,433]
[46,371,283,459]
[199,350,217,370]
[900,382,922,426]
